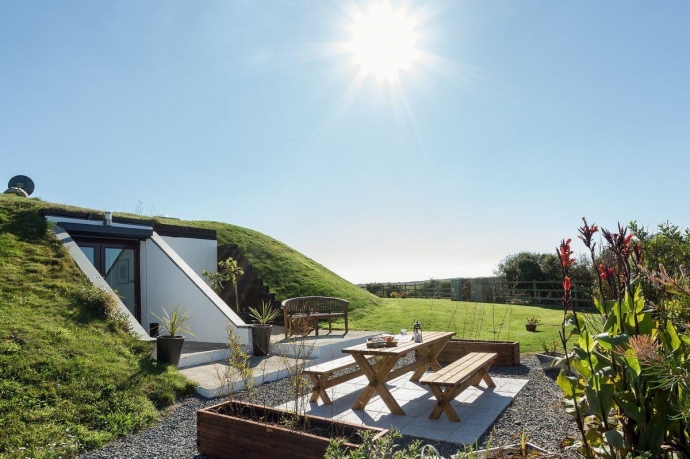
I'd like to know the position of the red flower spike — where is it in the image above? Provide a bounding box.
[563,277,572,292]
[598,264,615,281]
[558,238,575,268]
[578,217,599,248]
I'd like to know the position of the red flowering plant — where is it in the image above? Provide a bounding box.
[556,219,690,459]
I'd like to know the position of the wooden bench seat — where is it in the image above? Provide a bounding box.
[282,297,349,338]
[304,356,362,405]
[420,352,497,422]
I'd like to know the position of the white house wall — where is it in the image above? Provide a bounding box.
[47,215,249,346]
[161,235,217,279]
[145,232,249,344]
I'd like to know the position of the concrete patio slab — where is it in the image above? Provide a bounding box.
[275,371,528,446]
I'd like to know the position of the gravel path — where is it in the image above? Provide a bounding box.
[76,356,582,459]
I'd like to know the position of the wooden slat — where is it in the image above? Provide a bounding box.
[304,356,357,375]
[420,352,497,386]
[342,331,455,356]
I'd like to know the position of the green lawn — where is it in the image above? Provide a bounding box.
[347,297,600,354]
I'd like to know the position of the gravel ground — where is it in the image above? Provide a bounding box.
[76,355,582,459]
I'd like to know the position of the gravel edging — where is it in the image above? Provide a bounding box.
[76,355,583,459]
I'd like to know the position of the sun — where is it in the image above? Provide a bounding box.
[345,2,421,80]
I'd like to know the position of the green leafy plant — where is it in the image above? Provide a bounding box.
[248,300,281,325]
[555,219,690,458]
[324,428,428,458]
[203,256,244,311]
[152,307,197,338]
[525,317,540,325]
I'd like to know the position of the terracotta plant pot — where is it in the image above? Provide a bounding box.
[525,324,537,332]
[197,400,388,459]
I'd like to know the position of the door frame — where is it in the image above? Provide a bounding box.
[74,237,142,323]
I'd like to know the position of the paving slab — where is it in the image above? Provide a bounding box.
[275,371,528,447]
[179,328,382,397]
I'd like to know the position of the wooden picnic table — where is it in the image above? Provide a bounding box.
[341,331,456,415]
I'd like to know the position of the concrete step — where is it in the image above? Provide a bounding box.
[179,328,382,398]
[179,354,315,398]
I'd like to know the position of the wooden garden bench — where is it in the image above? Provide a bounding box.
[281,296,349,338]
[304,356,362,405]
[420,352,497,422]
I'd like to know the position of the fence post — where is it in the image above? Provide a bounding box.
[533,280,537,304]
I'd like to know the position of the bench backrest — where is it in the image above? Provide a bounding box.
[281,296,349,315]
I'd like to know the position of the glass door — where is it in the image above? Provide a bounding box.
[76,239,141,323]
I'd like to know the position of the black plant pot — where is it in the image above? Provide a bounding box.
[251,324,272,356]
[157,336,185,366]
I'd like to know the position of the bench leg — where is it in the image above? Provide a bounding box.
[308,373,333,404]
[428,385,461,422]
[344,314,348,333]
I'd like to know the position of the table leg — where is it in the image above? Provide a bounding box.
[410,338,450,381]
[350,354,405,415]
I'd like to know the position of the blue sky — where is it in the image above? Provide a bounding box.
[2,1,689,284]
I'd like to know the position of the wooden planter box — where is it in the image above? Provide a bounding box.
[197,400,388,459]
[436,339,520,367]
[476,442,555,458]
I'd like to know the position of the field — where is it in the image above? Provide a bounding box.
[347,297,600,354]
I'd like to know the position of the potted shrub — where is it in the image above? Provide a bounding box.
[247,300,280,356]
[524,317,540,332]
[153,307,197,366]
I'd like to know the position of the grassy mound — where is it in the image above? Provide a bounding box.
[187,221,381,317]
[0,196,196,458]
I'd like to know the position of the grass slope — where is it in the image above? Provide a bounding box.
[0,196,196,459]
[188,221,381,316]
[349,298,598,354]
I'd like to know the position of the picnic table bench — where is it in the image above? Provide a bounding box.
[281,297,349,338]
[420,352,497,421]
[303,356,362,405]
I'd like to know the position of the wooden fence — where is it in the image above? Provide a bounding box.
[362,278,594,309]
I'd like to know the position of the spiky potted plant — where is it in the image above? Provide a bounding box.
[247,300,280,356]
[153,307,197,366]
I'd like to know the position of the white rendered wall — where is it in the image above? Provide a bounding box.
[161,236,217,279]
[144,233,249,344]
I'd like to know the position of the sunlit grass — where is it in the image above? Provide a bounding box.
[347,297,598,354]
